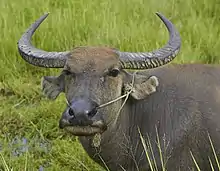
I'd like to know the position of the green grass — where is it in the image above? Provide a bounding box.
[0,0,220,170]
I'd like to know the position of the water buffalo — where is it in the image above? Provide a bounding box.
[17,12,220,171]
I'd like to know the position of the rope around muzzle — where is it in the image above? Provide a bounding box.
[64,72,137,148]
[65,71,137,121]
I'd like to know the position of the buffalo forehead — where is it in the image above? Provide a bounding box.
[66,47,119,73]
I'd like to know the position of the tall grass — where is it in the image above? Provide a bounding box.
[0,0,220,170]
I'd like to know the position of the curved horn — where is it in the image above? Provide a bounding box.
[17,13,70,68]
[117,12,181,69]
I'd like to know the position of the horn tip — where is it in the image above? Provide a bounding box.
[43,12,50,18]
[155,12,163,18]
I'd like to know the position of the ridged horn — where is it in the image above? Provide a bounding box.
[117,12,181,69]
[17,13,70,68]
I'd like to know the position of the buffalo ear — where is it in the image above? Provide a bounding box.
[123,71,159,100]
[41,74,65,100]
[131,76,159,100]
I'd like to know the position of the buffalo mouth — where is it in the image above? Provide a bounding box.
[59,119,107,136]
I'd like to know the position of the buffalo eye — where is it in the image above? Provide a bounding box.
[68,108,75,116]
[108,68,120,77]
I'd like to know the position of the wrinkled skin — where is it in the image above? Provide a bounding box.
[42,48,220,171]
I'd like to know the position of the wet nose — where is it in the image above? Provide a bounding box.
[68,99,98,118]
[59,99,99,128]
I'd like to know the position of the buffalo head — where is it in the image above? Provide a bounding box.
[17,13,181,136]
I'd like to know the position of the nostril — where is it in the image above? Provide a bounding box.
[68,108,75,117]
[87,107,97,117]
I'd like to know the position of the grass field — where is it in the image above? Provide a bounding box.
[0,0,220,170]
